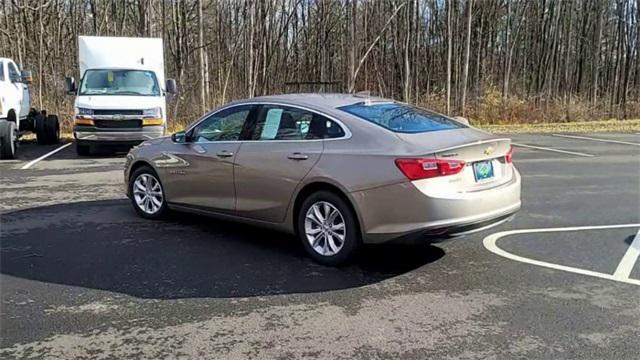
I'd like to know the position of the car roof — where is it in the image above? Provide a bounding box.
[239,93,393,110]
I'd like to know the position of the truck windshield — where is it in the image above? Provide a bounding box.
[339,102,466,133]
[79,69,160,96]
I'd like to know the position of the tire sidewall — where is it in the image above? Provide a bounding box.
[35,114,46,144]
[45,115,60,143]
[0,121,17,159]
[128,166,168,220]
[297,191,360,266]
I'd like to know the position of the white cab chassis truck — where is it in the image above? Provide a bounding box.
[65,36,176,155]
[0,58,60,159]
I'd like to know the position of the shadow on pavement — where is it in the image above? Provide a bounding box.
[51,141,129,160]
[624,234,636,246]
[1,200,444,299]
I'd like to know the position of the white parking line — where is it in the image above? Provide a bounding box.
[613,230,640,280]
[512,142,594,157]
[20,142,72,170]
[483,224,640,286]
[552,133,640,147]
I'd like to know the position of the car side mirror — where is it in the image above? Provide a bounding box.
[171,131,187,143]
[65,77,77,95]
[165,79,177,95]
[20,70,33,84]
[453,116,470,126]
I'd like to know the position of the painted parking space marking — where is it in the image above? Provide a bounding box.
[20,142,72,170]
[483,224,640,286]
[552,133,640,147]
[511,142,594,157]
[613,230,640,280]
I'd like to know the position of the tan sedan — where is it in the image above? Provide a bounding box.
[125,94,521,265]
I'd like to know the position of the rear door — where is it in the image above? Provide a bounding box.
[162,104,255,213]
[233,104,326,223]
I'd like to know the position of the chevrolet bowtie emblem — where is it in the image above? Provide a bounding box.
[484,146,495,155]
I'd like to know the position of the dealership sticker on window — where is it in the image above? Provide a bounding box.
[261,109,283,140]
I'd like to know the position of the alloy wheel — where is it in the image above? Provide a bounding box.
[133,173,164,215]
[304,201,346,256]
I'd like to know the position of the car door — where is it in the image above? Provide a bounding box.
[0,61,8,113]
[6,61,28,119]
[161,104,256,213]
[233,104,326,223]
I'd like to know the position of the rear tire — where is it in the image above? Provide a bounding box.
[76,142,90,156]
[36,114,59,144]
[128,166,168,220]
[297,191,360,266]
[0,120,17,159]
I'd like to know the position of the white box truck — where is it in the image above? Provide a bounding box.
[65,36,176,155]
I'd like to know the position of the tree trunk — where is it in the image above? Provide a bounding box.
[460,0,472,115]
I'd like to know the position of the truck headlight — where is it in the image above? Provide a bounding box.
[142,107,162,119]
[142,107,164,126]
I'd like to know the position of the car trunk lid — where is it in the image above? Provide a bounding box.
[395,128,513,191]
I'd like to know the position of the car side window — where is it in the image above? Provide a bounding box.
[0,61,5,82]
[190,105,252,142]
[7,62,20,83]
[251,105,345,140]
[310,116,346,139]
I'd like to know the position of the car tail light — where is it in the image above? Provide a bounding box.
[505,146,514,163]
[395,158,466,180]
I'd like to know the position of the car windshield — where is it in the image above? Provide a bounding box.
[79,69,160,96]
[339,102,466,133]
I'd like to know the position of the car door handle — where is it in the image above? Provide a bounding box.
[216,150,234,158]
[288,152,309,161]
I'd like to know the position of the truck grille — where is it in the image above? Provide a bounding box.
[93,109,143,116]
[94,119,142,129]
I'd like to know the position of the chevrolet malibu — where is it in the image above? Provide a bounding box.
[124,93,521,265]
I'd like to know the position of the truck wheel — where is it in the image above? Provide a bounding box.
[36,114,60,145]
[46,115,60,143]
[76,143,90,156]
[35,114,46,144]
[0,120,18,159]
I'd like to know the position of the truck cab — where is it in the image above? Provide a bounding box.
[0,58,30,128]
[66,36,176,155]
[0,58,60,159]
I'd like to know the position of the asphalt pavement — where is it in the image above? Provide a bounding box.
[1,133,639,359]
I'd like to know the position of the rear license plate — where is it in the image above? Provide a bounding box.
[473,160,494,182]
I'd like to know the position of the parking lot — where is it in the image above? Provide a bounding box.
[1,133,639,358]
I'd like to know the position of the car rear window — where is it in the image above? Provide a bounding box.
[338,102,466,133]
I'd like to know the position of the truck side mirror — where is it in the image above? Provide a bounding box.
[165,79,177,95]
[20,70,33,84]
[65,77,76,95]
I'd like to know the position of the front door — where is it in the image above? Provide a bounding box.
[6,61,28,119]
[161,105,255,213]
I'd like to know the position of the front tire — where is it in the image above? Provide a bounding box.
[297,191,360,266]
[0,120,18,159]
[76,143,90,156]
[129,166,168,219]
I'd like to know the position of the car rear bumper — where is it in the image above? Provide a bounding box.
[352,167,522,244]
[74,125,164,143]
